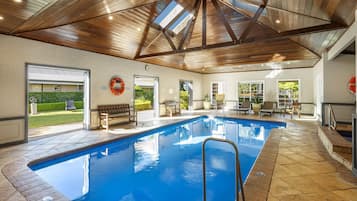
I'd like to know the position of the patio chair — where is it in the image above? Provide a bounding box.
[235,101,250,114]
[260,101,275,117]
[65,100,77,111]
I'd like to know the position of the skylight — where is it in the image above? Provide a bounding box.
[169,11,193,34]
[154,1,184,28]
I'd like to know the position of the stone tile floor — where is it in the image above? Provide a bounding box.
[268,121,357,201]
[1,112,356,201]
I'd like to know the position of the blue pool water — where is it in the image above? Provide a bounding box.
[30,116,285,201]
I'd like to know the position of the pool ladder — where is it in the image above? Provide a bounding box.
[202,137,246,201]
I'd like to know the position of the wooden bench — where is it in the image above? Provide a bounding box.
[98,104,137,131]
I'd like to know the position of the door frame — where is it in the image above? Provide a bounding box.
[133,75,160,117]
[25,63,91,141]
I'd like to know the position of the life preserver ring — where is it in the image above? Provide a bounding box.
[110,76,125,95]
[348,76,356,94]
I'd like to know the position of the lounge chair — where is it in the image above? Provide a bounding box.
[65,100,76,111]
[260,101,275,117]
[235,101,250,114]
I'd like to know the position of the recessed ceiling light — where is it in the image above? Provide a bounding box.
[275,19,281,24]
[137,27,141,31]
[108,15,113,20]
[14,0,22,3]
[0,16,4,21]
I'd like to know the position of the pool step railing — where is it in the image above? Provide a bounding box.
[328,104,337,130]
[202,137,246,201]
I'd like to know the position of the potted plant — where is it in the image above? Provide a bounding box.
[203,94,211,110]
[251,97,261,114]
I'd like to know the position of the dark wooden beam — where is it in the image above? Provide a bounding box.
[143,7,187,53]
[341,50,356,55]
[136,22,346,59]
[135,3,157,58]
[163,31,177,50]
[239,4,266,42]
[178,0,201,50]
[139,41,235,59]
[211,0,238,43]
[252,23,346,40]
[220,0,332,24]
[202,0,207,47]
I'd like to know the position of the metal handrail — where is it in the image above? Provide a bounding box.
[328,104,337,130]
[202,137,245,201]
[321,102,355,126]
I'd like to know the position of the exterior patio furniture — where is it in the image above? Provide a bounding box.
[164,100,180,117]
[65,100,77,111]
[260,101,275,117]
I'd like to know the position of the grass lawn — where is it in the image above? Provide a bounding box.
[29,110,83,128]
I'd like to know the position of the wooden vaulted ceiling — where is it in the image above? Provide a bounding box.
[0,0,356,73]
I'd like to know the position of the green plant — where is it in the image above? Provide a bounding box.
[37,102,65,111]
[31,101,84,112]
[29,92,83,103]
[180,91,189,109]
[134,99,152,111]
[204,94,210,102]
[252,96,259,104]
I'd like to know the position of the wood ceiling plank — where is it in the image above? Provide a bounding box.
[135,3,157,58]
[13,0,159,33]
[8,0,356,74]
[211,0,238,43]
[0,0,53,33]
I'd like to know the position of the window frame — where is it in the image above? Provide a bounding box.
[237,80,265,104]
[210,81,224,104]
[276,79,301,109]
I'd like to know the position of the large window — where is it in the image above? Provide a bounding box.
[238,81,264,103]
[278,80,299,108]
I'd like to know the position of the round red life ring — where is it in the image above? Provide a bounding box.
[110,76,125,95]
[348,76,356,94]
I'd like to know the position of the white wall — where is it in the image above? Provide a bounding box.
[324,54,356,103]
[313,58,324,120]
[0,34,203,144]
[202,68,315,113]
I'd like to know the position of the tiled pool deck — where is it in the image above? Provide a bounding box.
[1,113,357,201]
